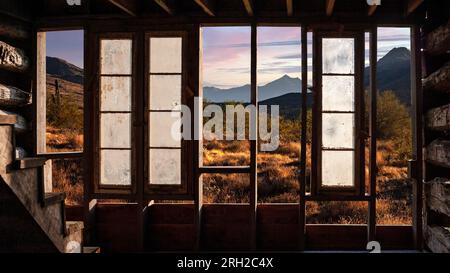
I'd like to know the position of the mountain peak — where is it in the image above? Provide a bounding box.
[378,47,410,66]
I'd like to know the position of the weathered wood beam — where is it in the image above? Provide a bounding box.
[0,41,29,72]
[0,110,28,133]
[425,177,450,217]
[0,21,29,40]
[153,0,175,15]
[426,139,450,169]
[425,225,450,253]
[0,83,31,107]
[368,5,377,16]
[107,0,138,16]
[242,0,254,16]
[426,20,450,56]
[326,0,336,16]
[286,0,293,16]
[407,0,424,16]
[426,103,450,131]
[194,0,215,16]
[423,62,450,93]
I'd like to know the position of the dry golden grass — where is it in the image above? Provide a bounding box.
[46,126,83,152]
[203,139,412,225]
[51,158,83,205]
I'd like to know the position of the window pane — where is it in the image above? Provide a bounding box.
[149,75,181,110]
[322,38,354,74]
[100,76,131,111]
[149,112,181,148]
[150,37,182,73]
[201,26,251,166]
[322,150,354,187]
[100,113,131,148]
[149,149,181,185]
[322,75,354,111]
[100,39,132,75]
[322,113,354,149]
[100,150,131,185]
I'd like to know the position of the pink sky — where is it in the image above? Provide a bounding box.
[202,27,410,88]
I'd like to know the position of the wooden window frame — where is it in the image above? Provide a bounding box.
[312,30,365,197]
[144,31,193,199]
[93,32,137,196]
[35,29,85,157]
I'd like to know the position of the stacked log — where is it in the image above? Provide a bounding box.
[425,225,450,253]
[426,19,450,56]
[426,103,450,131]
[426,139,450,168]
[425,178,450,216]
[0,21,29,40]
[424,178,450,253]
[0,40,29,72]
[423,62,450,93]
[0,83,31,106]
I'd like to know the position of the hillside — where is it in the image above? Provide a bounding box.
[46,56,84,85]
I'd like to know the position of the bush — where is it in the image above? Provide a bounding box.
[47,91,83,133]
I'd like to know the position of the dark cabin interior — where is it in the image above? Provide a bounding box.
[0,0,449,253]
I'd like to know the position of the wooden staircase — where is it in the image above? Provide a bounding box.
[0,114,94,253]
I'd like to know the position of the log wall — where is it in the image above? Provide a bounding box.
[0,10,33,155]
[423,1,450,253]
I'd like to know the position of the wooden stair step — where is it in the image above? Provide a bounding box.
[0,114,17,125]
[42,192,65,207]
[14,157,47,169]
[83,246,101,253]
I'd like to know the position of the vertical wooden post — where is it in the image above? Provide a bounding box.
[194,25,203,251]
[411,25,424,250]
[83,25,95,247]
[35,32,46,155]
[250,22,258,250]
[135,31,145,252]
[368,27,377,242]
[299,26,307,251]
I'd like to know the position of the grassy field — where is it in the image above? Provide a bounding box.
[45,75,412,224]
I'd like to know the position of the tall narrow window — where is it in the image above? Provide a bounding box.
[321,38,356,188]
[99,38,132,186]
[315,33,363,195]
[148,35,182,186]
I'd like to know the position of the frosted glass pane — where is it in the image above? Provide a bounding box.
[100,113,131,148]
[149,149,181,185]
[100,39,132,75]
[149,112,181,147]
[322,38,354,74]
[322,75,354,111]
[322,150,354,187]
[100,76,131,111]
[322,113,354,149]
[150,75,181,110]
[150,37,182,73]
[100,150,131,185]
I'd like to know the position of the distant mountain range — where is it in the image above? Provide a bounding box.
[204,47,412,107]
[47,47,411,118]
